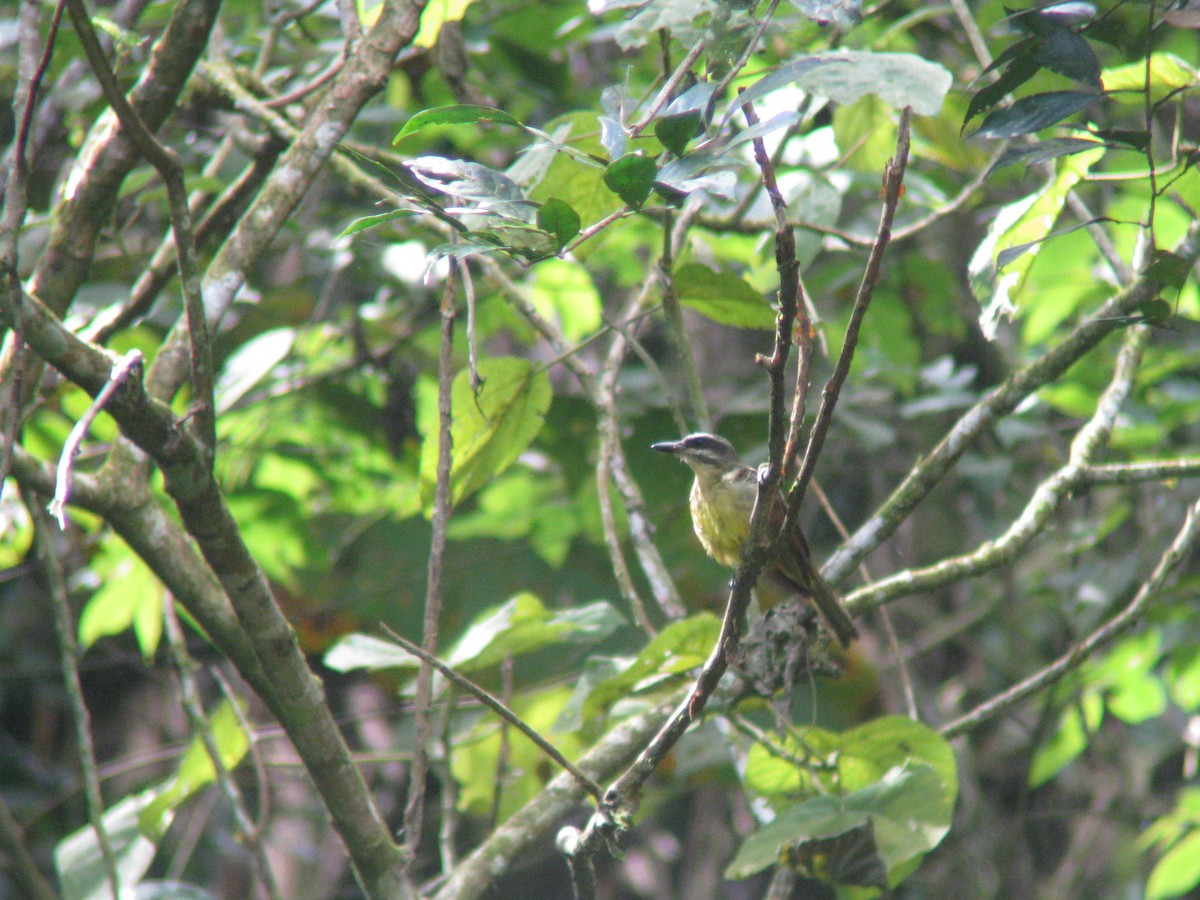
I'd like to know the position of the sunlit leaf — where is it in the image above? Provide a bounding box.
[1147,830,1200,900]
[419,357,553,508]
[1102,53,1199,101]
[414,0,477,48]
[969,145,1104,337]
[730,51,953,121]
[1028,691,1103,787]
[395,104,519,144]
[78,540,163,660]
[674,262,775,329]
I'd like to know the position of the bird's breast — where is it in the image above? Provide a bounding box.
[689,478,749,567]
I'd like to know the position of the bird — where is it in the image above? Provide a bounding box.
[652,433,858,648]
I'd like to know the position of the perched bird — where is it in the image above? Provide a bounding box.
[652,433,858,648]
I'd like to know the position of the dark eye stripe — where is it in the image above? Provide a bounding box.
[682,434,727,453]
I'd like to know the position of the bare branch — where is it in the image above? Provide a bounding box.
[404,272,457,873]
[163,595,282,900]
[823,218,1200,585]
[847,324,1149,614]
[27,494,121,899]
[942,489,1200,738]
[380,625,604,801]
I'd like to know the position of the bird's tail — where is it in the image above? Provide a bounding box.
[809,573,858,649]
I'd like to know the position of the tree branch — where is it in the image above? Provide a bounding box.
[823,218,1200,585]
[941,488,1200,738]
[846,324,1149,614]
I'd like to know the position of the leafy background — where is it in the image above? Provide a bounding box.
[2,0,1200,897]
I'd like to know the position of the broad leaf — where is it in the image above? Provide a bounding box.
[394,104,521,143]
[674,263,775,329]
[604,153,658,208]
[419,357,553,508]
[969,146,1104,337]
[729,51,953,121]
[727,764,954,882]
[536,197,582,249]
[974,90,1099,139]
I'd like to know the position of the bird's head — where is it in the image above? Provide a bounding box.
[651,433,742,474]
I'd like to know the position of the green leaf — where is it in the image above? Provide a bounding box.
[413,0,476,48]
[1147,830,1200,900]
[324,633,418,672]
[730,51,953,121]
[1028,691,1103,787]
[833,93,896,173]
[969,145,1104,337]
[56,788,170,900]
[530,258,601,343]
[1032,23,1100,85]
[78,540,163,661]
[141,700,251,838]
[337,209,415,239]
[674,262,775,329]
[394,104,522,143]
[974,90,1099,139]
[1166,646,1200,712]
[988,137,1107,173]
[445,593,625,672]
[419,356,552,508]
[447,465,582,566]
[528,112,625,256]
[603,153,657,208]
[654,110,703,157]
[727,764,952,881]
[1146,251,1193,289]
[556,613,720,730]
[1102,53,1199,102]
[965,50,1040,127]
[536,197,581,249]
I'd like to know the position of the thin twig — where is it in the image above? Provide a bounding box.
[629,38,706,137]
[211,667,274,837]
[942,490,1200,739]
[790,108,912,512]
[404,272,457,868]
[812,478,918,719]
[706,0,782,124]
[823,218,1200,585]
[489,653,515,831]
[163,595,283,900]
[379,625,604,800]
[656,204,711,431]
[64,0,215,449]
[597,432,658,635]
[434,693,460,875]
[48,349,143,527]
[27,494,121,899]
[0,785,58,900]
[847,325,1148,614]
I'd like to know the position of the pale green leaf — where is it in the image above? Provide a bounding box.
[419,357,552,508]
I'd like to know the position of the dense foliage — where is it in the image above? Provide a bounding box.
[2,0,1199,897]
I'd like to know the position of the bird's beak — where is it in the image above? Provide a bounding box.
[651,440,681,455]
